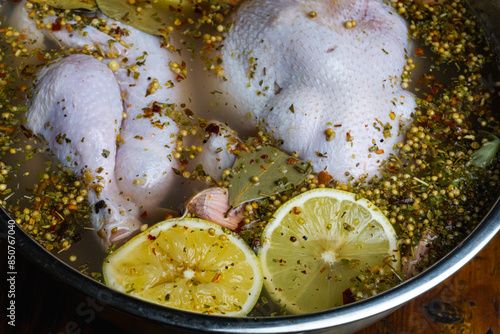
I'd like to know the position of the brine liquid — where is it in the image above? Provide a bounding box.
[1,0,499,318]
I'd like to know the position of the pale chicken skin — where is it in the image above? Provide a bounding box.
[20,0,417,241]
[27,54,141,244]
[210,0,416,181]
[15,4,193,244]
[17,3,239,243]
[33,13,189,212]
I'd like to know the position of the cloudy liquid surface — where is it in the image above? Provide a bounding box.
[1,1,499,317]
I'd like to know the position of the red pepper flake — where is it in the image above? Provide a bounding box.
[318,171,333,185]
[113,26,124,36]
[51,17,62,31]
[168,4,182,12]
[151,102,162,113]
[0,125,15,133]
[415,48,424,55]
[260,154,269,159]
[140,211,148,220]
[234,221,245,233]
[430,87,439,95]
[147,234,156,241]
[21,65,36,76]
[205,123,220,134]
[176,74,185,81]
[287,158,297,164]
[376,149,385,155]
[320,265,327,273]
[301,270,307,274]
[435,133,445,140]
[152,247,156,255]
[180,159,189,170]
[291,206,302,215]
[388,167,397,174]
[51,209,63,223]
[343,288,356,305]
[211,273,222,283]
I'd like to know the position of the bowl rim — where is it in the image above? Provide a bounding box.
[2,198,499,333]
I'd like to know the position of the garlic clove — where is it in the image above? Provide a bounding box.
[187,187,245,230]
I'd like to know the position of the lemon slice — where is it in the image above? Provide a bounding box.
[259,188,400,314]
[103,218,263,316]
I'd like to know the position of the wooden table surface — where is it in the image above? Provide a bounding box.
[1,231,499,334]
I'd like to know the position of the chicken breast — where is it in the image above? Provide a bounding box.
[208,0,416,182]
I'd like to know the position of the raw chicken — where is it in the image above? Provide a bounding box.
[5,1,128,56]
[403,229,438,278]
[208,0,416,181]
[100,18,187,212]
[11,1,198,208]
[26,11,192,210]
[27,54,141,244]
[191,121,239,180]
[14,3,196,244]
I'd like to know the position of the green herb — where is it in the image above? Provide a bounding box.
[102,149,110,158]
[96,0,187,37]
[228,144,312,207]
[471,132,500,168]
[31,0,97,10]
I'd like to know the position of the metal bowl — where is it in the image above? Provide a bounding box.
[1,0,500,333]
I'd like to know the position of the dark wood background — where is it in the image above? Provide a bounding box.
[1,231,498,334]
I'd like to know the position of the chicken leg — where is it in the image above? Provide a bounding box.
[27,54,141,245]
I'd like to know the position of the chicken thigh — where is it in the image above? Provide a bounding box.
[210,0,416,181]
[12,1,195,210]
[97,18,186,212]
[14,3,195,244]
[27,54,141,244]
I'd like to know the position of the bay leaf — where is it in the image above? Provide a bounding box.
[96,0,189,37]
[228,144,312,207]
[31,0,97,10]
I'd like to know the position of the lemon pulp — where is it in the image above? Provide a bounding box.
[259,188,400,314]
[103,218,263,316]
